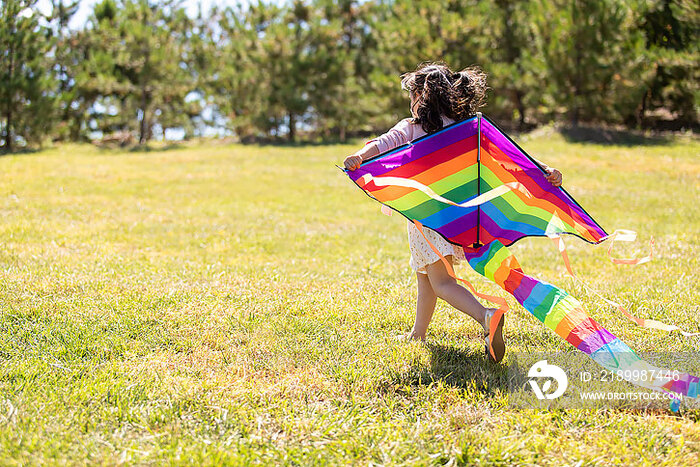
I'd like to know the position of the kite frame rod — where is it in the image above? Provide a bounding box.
[475,112,482,247]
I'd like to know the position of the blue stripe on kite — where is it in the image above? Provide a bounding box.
[419,197,545,244]
[590,338,637,367]
[467,242,498,267]
[480,203,546,237]
[417,200,477,230]
[589,340,619,364]
[522,282,557,313]
[467,242,502,275]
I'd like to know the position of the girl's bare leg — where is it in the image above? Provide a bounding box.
[424,256,488,327]
[409,272,437,340]
[425,256,505,361]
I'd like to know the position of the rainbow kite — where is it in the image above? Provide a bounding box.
[344,113,698,401]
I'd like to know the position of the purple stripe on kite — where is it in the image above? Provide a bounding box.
[480,120,607,240]
[348,144,416,182]
[479,210,543,246]
[578,329,617,354]
[464,241,496,264]
[670,374,699,392]
[674,374,694,384]
[419,203,477,232]
[433,209,479,239]
[355,118,478,178]
[666,379,689,395]
[512,275,539,306]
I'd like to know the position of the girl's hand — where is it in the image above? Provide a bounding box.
[545,167,563,187]
[344,154,363,171]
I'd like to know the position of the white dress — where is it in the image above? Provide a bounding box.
[371,117,466,274]
[406,221,466,274]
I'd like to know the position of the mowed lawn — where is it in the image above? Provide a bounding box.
[1,132,698,465]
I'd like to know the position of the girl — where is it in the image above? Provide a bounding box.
[343,63,562,363]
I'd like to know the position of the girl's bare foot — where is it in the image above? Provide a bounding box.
[393,331,425,342]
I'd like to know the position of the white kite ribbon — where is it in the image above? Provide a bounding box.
[358,173,529,209]
[548,230,699,337]
[605,229,654,265]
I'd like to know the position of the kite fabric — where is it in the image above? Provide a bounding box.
[344,113,699,400]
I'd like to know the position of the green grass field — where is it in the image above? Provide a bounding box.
[1,133,699,465]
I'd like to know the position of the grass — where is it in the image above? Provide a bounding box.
[0,132,698,465]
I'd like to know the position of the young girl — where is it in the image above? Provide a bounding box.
[343,63,562,363]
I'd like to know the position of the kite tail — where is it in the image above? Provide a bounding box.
[462,239,699,399]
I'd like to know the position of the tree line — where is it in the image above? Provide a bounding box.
[1,0,697,150]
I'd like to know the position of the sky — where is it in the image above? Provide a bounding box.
[34,0,228,29]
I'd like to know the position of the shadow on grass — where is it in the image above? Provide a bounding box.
[249,139,357,148]
[90,142,191,155]
[127,143,189,153]
[0,147,42,157]
[386,342,523,395]
[558,126,674,146]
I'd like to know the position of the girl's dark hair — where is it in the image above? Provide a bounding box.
[401,62,487,134]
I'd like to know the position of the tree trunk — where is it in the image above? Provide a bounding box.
[5,107,14,152]
[637,89,650,129]
[5,36,14,152]
[139,88,148,145]
[69,115,81,141]
[288,112,296,142]
[571,86,581,127]
[514,90,526,131]
[571,0,581,127]
[5,110,12,153]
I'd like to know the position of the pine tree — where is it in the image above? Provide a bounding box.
[85,0,194,144]
[638,0,699,129]
[480,0,545,129]
[203,2,276,141]
[0,0,56,151]
[530,0,647,125]
[49,0,81,141]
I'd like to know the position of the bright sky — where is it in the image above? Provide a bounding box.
[35,0,228,29]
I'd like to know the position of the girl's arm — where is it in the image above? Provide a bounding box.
[344,119,413,171]
[345,143,563,188]
[344,142,380,171]
[345,147,563,188]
